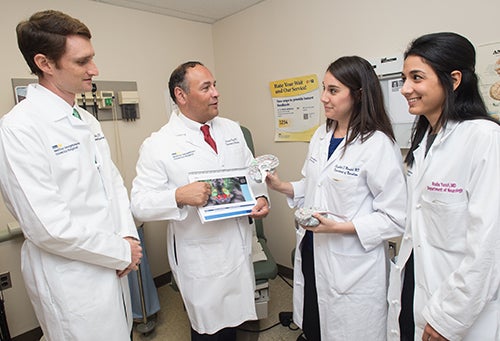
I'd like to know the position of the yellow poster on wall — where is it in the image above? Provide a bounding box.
[269,74,320,142]
[477,42,500,120]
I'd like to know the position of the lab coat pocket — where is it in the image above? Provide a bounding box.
[179,237,238,279]
[328,249,380,295]
[421,198,468,251]
[54,260,111,315]
[325,175,357,213]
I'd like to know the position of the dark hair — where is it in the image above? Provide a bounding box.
[16,10,92,77]
[326,56,395,153]
[168,61,204,103]
[403,32,499,166]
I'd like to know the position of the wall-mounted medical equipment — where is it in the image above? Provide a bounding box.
[0,221,22,243]
[369,55,413,148]
[11,79,141,122]
[117,91,139,121]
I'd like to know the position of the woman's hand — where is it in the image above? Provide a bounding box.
[422,323,449,341]
[265,171,294,197]
[303,213,355,234]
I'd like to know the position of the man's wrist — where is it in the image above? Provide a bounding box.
[175,187,184,208]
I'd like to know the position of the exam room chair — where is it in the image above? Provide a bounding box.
[240,125,279,319]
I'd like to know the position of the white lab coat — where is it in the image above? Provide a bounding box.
[131,110,267,334]
[0,84,138,341]
[289,124,406,341]
[387,120,500,340]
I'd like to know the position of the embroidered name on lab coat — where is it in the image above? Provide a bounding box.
[225,138,240,146]
[334,164,360,177]
[426,181,464,193]
[52,142,81,156]
[94,132,105,141]
[171,150,195,160]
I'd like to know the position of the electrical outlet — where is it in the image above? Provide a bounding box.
[0,272,12,290]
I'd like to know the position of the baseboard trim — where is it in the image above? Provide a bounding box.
[12,327,42,341]
[277,264,293,280]
[153,271,171,288]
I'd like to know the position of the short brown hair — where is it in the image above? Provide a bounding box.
[16,10,92,77]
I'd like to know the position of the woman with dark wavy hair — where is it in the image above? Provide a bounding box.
[267,56,407,340]
[387,32,500,341]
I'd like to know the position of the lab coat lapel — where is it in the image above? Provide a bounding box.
[410,121,460,189]
[185,127,205,150]
[409,129,436,193]
[325,136,346,169]
[169,111,206,149]
[318,129,344,179]
[27,84,77,124]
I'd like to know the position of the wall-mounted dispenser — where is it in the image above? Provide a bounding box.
[369,54,413,148]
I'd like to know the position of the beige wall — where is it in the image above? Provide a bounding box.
[0,0,499,337]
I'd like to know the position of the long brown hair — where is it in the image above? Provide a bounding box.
[325,56,395,154]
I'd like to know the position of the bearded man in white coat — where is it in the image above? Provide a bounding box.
[131,61,270,340]
[0,10,142,341]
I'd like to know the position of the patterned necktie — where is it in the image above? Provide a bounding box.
[72,108,81,120]
[201,125,217,153]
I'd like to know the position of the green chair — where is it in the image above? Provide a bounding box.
[241,125,278,319]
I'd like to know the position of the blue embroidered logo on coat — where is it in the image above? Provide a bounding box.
[52,142,80,156]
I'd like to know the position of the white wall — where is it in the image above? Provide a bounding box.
[0,0,215,336]
[213,0,500,271]
[1,0,499,337]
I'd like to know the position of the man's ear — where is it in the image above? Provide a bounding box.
[174,87,186,105]
[450,70,462,91]
[33,53,54,76]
